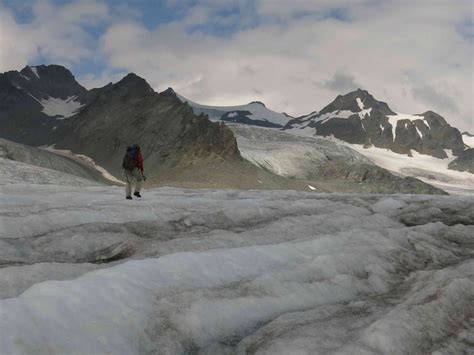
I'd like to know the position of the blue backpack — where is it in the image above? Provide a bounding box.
[122,145,137,170]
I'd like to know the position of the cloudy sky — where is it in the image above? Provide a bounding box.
[0,0,472,131]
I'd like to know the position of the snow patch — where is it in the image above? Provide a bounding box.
[228,112,238,118]
[358,107,372,119]
[387,113,430,141]
[462,133,474,148]
[29,66,39,79]
[40,96,84,119]
[356,97,365,110]
[443,149,453,159]
[340,141,474,195]
[308,184,316,190]
[415,126,423,139]
[177,94,290,126]
[319,110,354,124]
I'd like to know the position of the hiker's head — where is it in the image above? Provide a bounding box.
[135,144,141,152]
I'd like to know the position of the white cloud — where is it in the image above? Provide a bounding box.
[0,0,108,71]
[97,0,472,131]
[1,0,472,132]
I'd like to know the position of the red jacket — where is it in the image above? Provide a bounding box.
[136,152,144,172]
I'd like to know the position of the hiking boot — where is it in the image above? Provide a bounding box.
[126,196,133,200]
[134,191,142,198]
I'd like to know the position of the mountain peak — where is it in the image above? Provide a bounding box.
[119,72,145,83]
[10,64,86,100]
[248,101,266,107]
[115,73,153,93]
[160,87,178,97]
[320,89,395,116]
[20,64,76,80]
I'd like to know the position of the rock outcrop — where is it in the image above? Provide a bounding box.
[449,148,474,173]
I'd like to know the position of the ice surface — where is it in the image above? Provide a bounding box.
[0,181,473,354]
[229,124,371,179]
[40,95,84,119]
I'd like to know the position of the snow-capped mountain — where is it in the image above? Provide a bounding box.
[176,91,292,128]
[0,65,88,145]
[284,89,465,159]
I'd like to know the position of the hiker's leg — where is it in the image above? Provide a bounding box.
[134,169,143,192]
[125,171,132,196]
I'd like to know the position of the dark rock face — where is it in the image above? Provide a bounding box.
[5,65,87,100]
[284,89,466,158]
[54,73,241,179]
[221,111,283,128]
[0,65,88,146]
[415,111,465,157]
[449,148,474,173]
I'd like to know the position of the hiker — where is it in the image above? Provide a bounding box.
[122,144,145,200]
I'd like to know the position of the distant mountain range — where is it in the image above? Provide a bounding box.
[0,64,471,192]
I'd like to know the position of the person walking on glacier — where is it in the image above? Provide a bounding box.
[122,144,145,200]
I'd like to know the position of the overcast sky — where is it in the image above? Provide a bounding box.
[0,0,472,131]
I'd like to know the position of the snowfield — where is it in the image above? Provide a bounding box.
[0,181,473,354]
[40,95,84,119]
[343,142,474,195]
[177,94,291,127]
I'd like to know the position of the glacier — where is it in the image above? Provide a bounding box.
[0,181,473,354]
